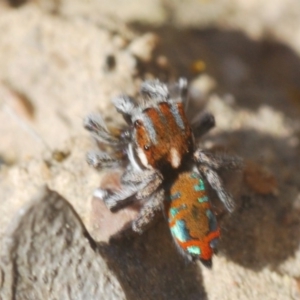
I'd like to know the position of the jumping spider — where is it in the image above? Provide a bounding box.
[84,79,242,266]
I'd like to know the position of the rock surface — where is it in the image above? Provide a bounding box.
[1,1,300,299]
[0,187,126,300]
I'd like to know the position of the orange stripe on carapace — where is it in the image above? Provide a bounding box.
[134,120,151,149]
[155,102,193,168]
[134,102,193,169]
[134,108,171,167]
[158,102,193,150]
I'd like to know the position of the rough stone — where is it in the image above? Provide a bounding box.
[1,1,300,299]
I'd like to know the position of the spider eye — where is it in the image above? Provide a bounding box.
[134,120,142,127]
[144,145,150,151]
[121,130,130,139]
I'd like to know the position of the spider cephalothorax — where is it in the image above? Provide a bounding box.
[84,79,242,267]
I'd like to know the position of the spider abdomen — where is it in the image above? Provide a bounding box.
[166,171,220,266]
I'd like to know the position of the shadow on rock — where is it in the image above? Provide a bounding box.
[99,220,207,300]
[131,24,300,120]
[211,129,300,271]
[0,187,207,300]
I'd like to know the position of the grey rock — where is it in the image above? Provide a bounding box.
[0,187,126,300]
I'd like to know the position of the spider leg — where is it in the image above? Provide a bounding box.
[140,80,169,100]
[87,150,123,169]
[121,169,163,200]
[84,114,123,146]
[194,149,243,170]
[101,169,163,211]
[167,77,188,105]
[121,168,158,183]
[198,165,235,212]
[191,112,215,139]
[132,189,165,233]
[97,182,141,211]
[136,172,163,200]
[178,77,188,103]
[112,95,136,124]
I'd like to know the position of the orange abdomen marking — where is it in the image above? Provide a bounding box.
[166,171,220,262]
